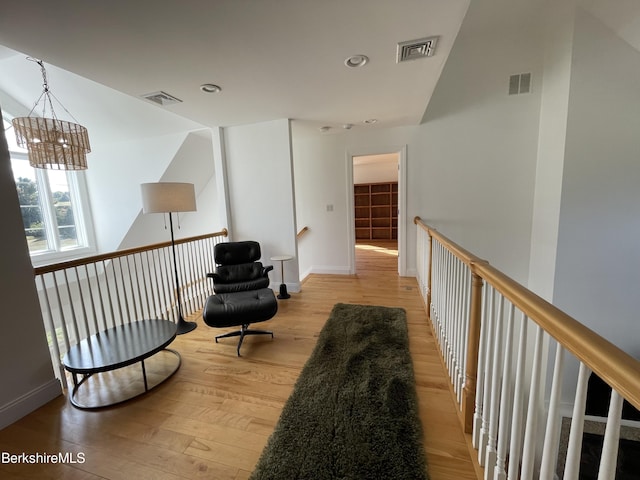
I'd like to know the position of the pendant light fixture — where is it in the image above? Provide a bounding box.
[12,57,91,170]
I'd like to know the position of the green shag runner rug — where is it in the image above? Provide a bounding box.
[250,303,428,480]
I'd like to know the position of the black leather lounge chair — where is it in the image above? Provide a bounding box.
[207,240,273,294]
[203,241,278,355]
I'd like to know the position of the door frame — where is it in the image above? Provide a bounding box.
[346,145,407,275]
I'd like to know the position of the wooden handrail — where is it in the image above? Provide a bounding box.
[34,228,228,275]
[414,217,482,266]
[476,261,640,411]
[416,217,485,431]
[415,216,640,411]
[297,226,309,239]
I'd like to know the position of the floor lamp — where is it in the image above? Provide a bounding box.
[141,182,197,334]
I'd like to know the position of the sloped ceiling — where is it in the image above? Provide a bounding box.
[0,0,470,131]
[581,0,640,53]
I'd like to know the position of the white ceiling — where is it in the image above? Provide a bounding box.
[1,0,638,139]
[581,0,640,52]
[353,153,398,166]
[0,0,470,130]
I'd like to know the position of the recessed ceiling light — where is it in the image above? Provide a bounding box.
[344,54,369,68]
[200,83,221,93]
[363,118,378,124]
[319,126,331,132]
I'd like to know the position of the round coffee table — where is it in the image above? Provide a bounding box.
[62,319,181,409]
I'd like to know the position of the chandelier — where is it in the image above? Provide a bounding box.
[12,57,91,170]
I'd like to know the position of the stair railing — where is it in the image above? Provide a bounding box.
[34,229,228,388]
[415,217,640,480]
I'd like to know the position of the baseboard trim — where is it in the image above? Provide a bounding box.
[309,266,352,275]
[0,378,62,430]
[268,281,302,293]
[299,266,352,283]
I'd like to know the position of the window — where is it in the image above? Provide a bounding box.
[4,116,95,264]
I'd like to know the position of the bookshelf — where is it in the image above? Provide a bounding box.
[354,182,398,240]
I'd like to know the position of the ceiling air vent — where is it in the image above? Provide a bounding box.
[396,36,439,63]
[141,91,183,105]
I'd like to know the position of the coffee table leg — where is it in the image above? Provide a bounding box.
[141,360,148,391]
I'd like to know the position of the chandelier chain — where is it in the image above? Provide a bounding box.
[25,57,81,125]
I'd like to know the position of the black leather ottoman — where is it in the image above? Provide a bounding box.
[202,288,278,356]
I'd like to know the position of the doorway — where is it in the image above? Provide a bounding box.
[347,147,406,275]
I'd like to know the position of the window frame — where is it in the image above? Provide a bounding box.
[4,116,96,265]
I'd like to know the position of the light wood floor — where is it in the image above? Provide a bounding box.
[0,240,481,479]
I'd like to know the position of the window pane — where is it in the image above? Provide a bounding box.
[11,159,49,253]
[48,170,79,249]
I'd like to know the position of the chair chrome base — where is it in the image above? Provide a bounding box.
[215,323,274,356]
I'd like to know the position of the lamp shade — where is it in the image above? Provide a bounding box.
[141,182,196,213]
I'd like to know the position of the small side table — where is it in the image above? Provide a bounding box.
[270,255,293,299]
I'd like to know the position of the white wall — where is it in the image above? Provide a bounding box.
[353,156,398,184]
[120,129,223,249]
[416,3,542,282]
[292,125,414,278]
[553,9,640,359]
[293,0,543,285]
[527,0,576,301]
[0,108,61,429]
[87,132,188,251]
[224,119,300,291]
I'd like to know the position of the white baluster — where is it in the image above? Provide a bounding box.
[63,268,80,342]
[438,245,447,346]
[451,257,460,393]
[597,389,624,480]
[460,268,471,403]
[416,228,423,293]
[473,283,490,449]
[563,362,591,480]
[540,344,565,478]
[456,266,469,405]
[424,232,430,300]
[38,275,67,389]
[452,257,462,390]
[507,315,528,480]
[520,325,544,480]
[479,288,496,465]
[485,294,505,478]
[103,260,116,328]
[84,264,99,334]
[125,256,139,321]
[494,303,516,480]
[93,262,108,331]
[445,251,453,375]
[431,241,440,338]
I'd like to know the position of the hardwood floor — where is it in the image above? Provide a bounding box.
[0,240,481,479]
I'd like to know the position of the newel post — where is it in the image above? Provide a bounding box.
[462,263,484,433]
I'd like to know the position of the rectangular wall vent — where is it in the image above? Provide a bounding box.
[141,91,183,105]
[396,36,439,63]
[509,73,532,95]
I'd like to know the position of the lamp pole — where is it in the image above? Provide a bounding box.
[168,212,197,334]
[140,182,197,335]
